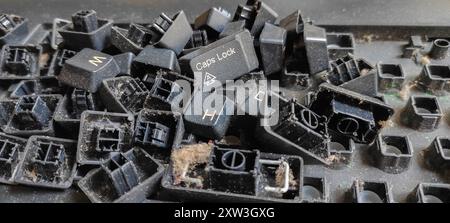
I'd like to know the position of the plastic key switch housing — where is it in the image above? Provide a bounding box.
[99,76,149,114]
[2,95,61,137]
[58,10,113,51]
[0,44,42,80]
[14,136,77,189]
[76,111,135,165]
[0,14,29,47]
[0,133,27,185]
[78,148,164,203]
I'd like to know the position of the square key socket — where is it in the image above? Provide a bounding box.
[370,134,413,174]
[76,111,135,165]
[0,44,42,80]
[409,183,450,203]
[326,33,355,60]
[328,130,355,169]
[351,180,394,203]
[99,76,149,114]
[2,95,61,137]
[377,63,406,93]
[0,132,27,185]
[401,95,443,131]
[143,71,191,112]
[281,58,310,90]
[134,109,184,162]
[325,54,374,86]
[54,88,102,139]
[416,64,450,94]
[424,137,450,170]
[9,78,63,98]
[302,176,328,203]
[78,148,165,203]
[0,14,29,47]
[14,136,77,189]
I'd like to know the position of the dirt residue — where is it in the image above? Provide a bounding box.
[360,68,370,76]
[325,154,345,164]
[378,119,394,128]
[275,163,297,188]
[398,82,415,101]
[218,136,241,146]
[362,34,374,43]
[39,53,50,67]
[419,55,431,65]
[26,168,38,182]
[171,143,213,185]
[355,179,365,190]
[419,150,425,157]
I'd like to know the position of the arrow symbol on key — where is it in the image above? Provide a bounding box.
[204,72,216,86]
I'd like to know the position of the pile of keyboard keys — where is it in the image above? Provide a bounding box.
[1,0,449,203]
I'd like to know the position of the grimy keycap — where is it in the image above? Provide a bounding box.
[58,48,120,93]
[180,30,259,88]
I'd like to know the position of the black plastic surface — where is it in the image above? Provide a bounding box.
[1,0,450,203]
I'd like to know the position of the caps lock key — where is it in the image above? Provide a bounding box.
[180,30,259,88]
